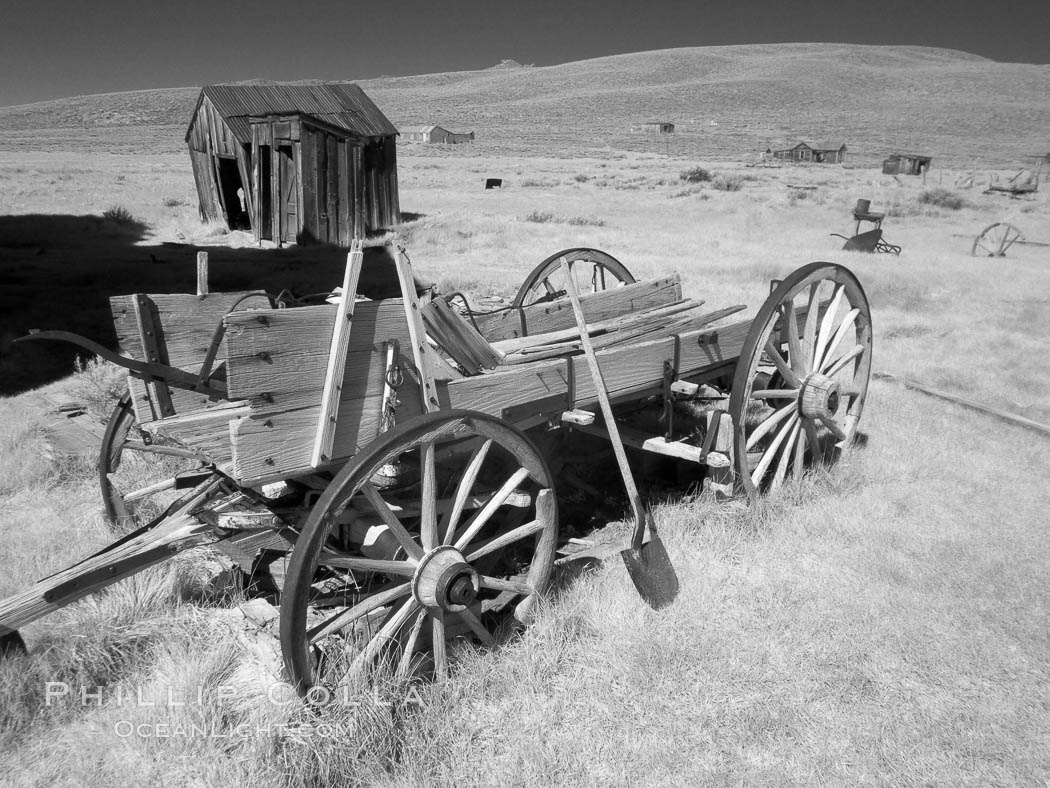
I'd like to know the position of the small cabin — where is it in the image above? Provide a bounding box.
[883,153,932,175]
[402,125,475,144]
[638,121,675,133]
[186,83,400,246]
[768,142,847,164]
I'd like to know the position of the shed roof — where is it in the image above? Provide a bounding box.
[188,83,398,142]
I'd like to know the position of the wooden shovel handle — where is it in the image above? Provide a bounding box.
[559,259,647,549]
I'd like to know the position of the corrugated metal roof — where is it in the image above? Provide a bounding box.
[194,83,398,141]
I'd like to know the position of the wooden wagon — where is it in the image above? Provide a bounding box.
[0,244,873,694]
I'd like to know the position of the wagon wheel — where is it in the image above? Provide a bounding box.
[972,222,1024,257]
[512,248,635,307]
[99,392,210,529]
[280,410,558,695]
[728,262,872,500]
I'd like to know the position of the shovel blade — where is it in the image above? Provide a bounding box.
[621,535,679,610]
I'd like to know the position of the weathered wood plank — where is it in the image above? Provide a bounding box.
[473,276,683,341]
[111,291,270,372]
[229,386,425,486]
[312,245,364,466]
[225,299,435,403]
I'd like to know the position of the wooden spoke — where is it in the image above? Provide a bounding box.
[455,606,496,647]
[360,483,425,561]
[813,285,845,371]
[479,575,533,595]
[818,415,848,442]
[394,609,427,682]
[432,611,448,682]
[763,340,802,388]
[347,597,419,676]
[802,281,821,366]
[818,308,859,373]
[453,466,532,550]
[803,419,822,466]
[751,412,799,486]
[745,402,796,450]
[781,299,806,374]
[307,582,411,645]
[793,421,808,482]
[465,517,547,563]
[751,388,800,400]
[773,420,801,489]
[420,442,438,551]
[823,343,866,377]
[441,438,492,544]
[317,554,417,577]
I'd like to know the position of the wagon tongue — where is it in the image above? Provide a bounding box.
[560,259,680,610]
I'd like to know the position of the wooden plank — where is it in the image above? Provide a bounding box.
[225,300,432,402]
[312,244,364,467]
[196,252,209,296]
[395,248,440,413]
[326,133,338,244]
[111,291,270,373]
[229,388,424,486]
[353,145,366,240]
[337,140,350,246]
[130,294,175,418]
[473,276,683,341]
[422,297,504,373]
[570,420,705,463]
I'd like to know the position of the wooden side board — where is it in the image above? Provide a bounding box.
[111,291,270,423]
[472,276,683,341]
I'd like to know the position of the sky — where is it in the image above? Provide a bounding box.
[1,0,1047,107]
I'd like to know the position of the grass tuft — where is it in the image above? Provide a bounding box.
[917,188,966,210]
[679,166,713,183]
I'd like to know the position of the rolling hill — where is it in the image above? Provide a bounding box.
[0,43,1047,166]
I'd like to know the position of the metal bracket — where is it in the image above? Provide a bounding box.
[501,392,570,424]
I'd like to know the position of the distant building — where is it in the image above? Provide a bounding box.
[882,153,932,175]
[767,142,847,164]
[402,125,475,144]
[186,83,400,246]
[637,121,675,133]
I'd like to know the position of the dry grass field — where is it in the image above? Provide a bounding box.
[1,43,1048,786]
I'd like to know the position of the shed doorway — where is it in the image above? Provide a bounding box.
[216,156,250,230]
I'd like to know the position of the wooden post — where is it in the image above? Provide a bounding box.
[196,251,209,296]
[311,241,364,467]
[703,411,735,500]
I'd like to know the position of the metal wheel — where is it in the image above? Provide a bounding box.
[99,392,210,529]
[280,410,558,695]
[512,248,635,307]
[972,222,1024,257]
[728,263,872,500]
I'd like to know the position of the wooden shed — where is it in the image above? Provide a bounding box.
[768,142,847,164]
[186,83,400,246]
[402,125,475,144]
[638,121,675,133]
[882,153,932,175]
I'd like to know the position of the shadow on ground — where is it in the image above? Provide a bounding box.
[0,214,424,395]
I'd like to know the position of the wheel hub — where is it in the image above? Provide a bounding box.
[798,372,840,419]
[411,545,479,611]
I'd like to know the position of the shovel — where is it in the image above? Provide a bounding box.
[560,259,680,609]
